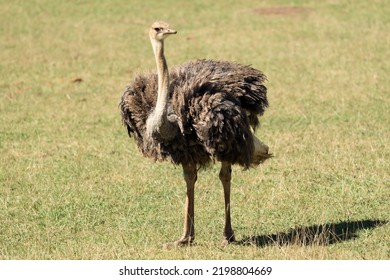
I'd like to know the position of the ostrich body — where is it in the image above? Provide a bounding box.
[120,21,271,247]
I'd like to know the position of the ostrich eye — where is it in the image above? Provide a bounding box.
[154,27,161,32]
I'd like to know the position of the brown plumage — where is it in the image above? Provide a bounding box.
[120,21,271,247]
[121,59,269,167]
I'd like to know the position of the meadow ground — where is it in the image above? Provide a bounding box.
[0,0,389,259]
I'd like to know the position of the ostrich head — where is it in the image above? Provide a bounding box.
[149,21,177,42]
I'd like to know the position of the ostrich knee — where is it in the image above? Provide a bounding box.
[219,164,231,183]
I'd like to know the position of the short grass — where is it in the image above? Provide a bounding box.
[0,0,389,259]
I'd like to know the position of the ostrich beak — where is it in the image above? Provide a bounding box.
[164,29,177,35]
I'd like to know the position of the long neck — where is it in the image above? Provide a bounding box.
[146,38,177,141]
[152,39,169,117]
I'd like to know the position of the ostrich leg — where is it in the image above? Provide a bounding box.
[164,163,197,248]
[220,161,236,245]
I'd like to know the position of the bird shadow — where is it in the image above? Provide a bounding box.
[238,220,388,247]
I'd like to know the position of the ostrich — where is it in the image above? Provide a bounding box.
[120,21,271,247]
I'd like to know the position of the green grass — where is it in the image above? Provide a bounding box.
[1,0,389,259]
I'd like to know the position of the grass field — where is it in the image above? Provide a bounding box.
[1,0,389,259]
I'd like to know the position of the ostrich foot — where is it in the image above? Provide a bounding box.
[162,237,194,249]
[222,232,236,246]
